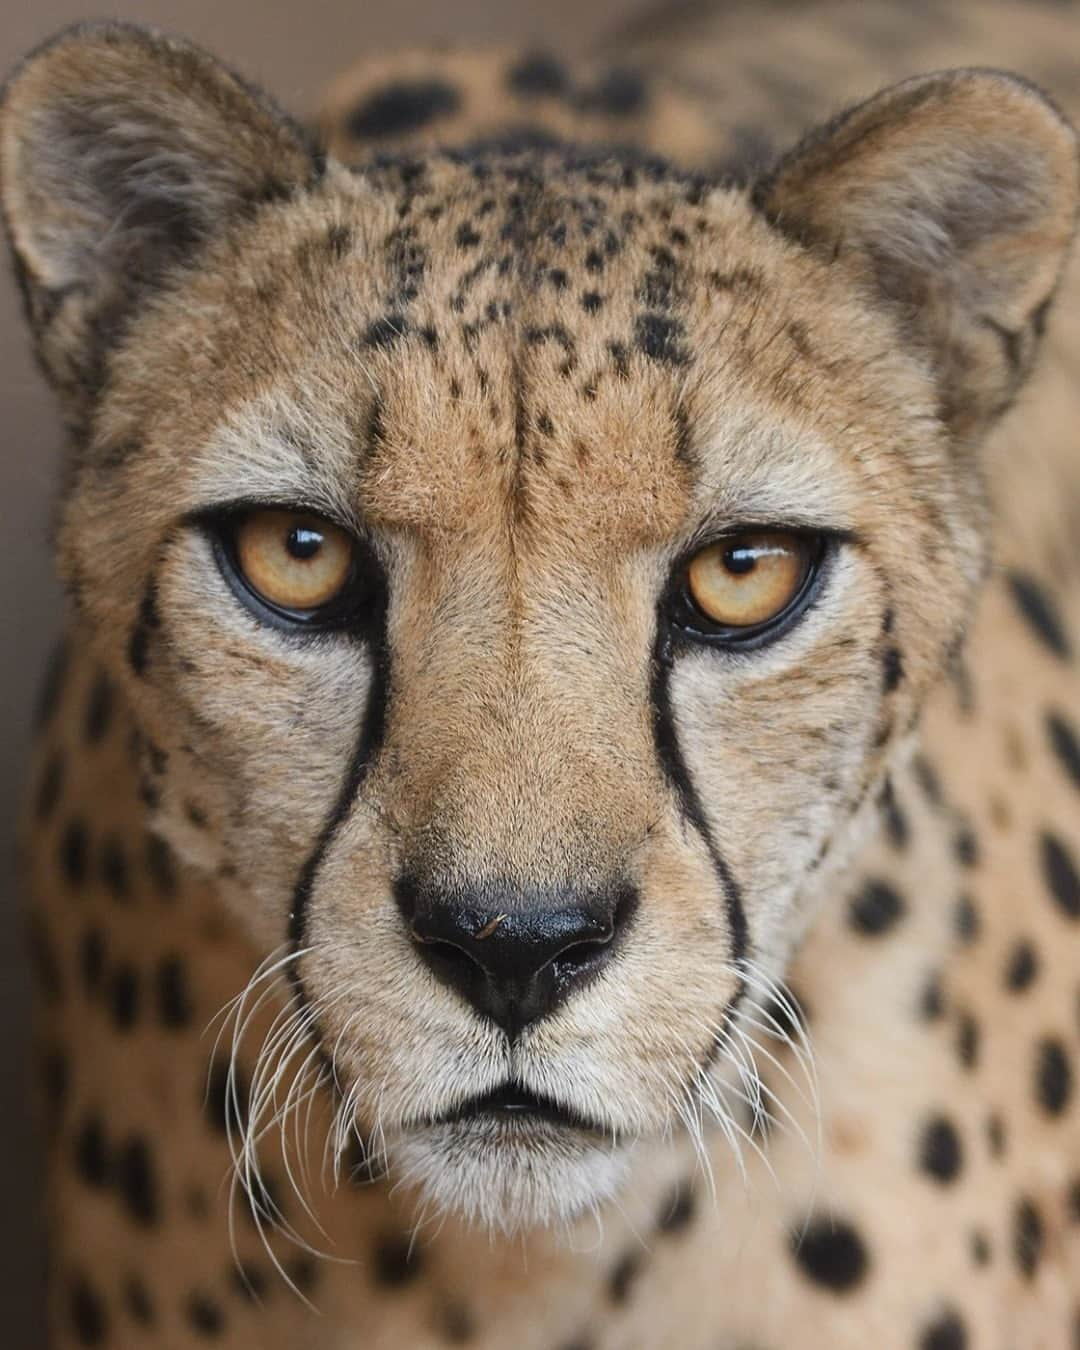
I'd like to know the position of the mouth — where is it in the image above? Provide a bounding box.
[416,1081,614,1137]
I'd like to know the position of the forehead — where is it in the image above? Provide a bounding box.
[135,155,915,553]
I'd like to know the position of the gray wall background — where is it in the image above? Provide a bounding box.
[0,3,629,1344]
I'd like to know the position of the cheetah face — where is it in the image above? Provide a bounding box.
[4,26,1076,1230]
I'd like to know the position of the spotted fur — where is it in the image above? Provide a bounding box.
[6,3,1080,1346]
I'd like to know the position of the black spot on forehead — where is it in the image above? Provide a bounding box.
[348,80,462,140]
[361,313,411,350]
[635,312,691,366]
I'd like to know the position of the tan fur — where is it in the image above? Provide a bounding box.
[7,5,1080,1347]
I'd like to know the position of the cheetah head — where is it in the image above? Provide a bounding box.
[3,24,1077,1232]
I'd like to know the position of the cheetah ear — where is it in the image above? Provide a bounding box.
[0,22,322,416]
[756,70,1079,442]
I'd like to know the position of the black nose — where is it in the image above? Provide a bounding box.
[394,878,637,1038]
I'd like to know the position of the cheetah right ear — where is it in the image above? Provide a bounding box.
[756,70,1080,444]
[0,22,322,419]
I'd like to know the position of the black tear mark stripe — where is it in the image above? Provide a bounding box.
[286,598,391,1109]
[649,636,749,969]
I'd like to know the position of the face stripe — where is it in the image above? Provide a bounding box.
[649,633,750,969]
[287,637,390,954]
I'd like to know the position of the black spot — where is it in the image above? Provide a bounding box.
[1014,1196,1043,1279]
[184,801,207,829]
[362,313,410,349]
[790,1217,869,1292]
[1007,571,1071,659]
[986,1113,1006,1159]
[1042,832,1080,919]
[762,987,809,1043]
[582,290,604,314]
[507,52,568,97]
[609,1252,641,1304]
[75,1115,110,1188]
[953,822,979,868]
[848,879,905,935]
[439,1299,474,1343]
[287,1255,319,1296]
[920,1309,968,1350]
[956,1011,979,1070]
[35,750,65,822]
[128,583,161,677]
[41,1046,69,1126]
[35,641,69,731]
[970,1230,991,1266]
[1048,711,1080,789]
[108,965,140,1030]
[919,1115,963,1184]
[1005,939,1039,992]
[920,972,945,1021]
[80,927,106,994]
[70,1275,108,1344]
[145,833,178,899]
[635,312,690,365]
[580,67,648,117]
[117,1136,159,1226]
[60,819,89,887]
[100,837,130,901]
[205,1057,248,1135]
[373,1233,423,1287]
[877,777,909,850]
[26,914,63,1002]
[455,222,481,249]
[156,957,192,1028]
[348,80,461,139]
[882,645,904,692]
[954,895,979,945]
[84,671,113,744]
[657,1181,696,1233]
[231,1262,269,1303]
[1035,1038,1072,1115]
[124,1275,155,1326]
[187,1291,225,1337]
[912,754,945,807]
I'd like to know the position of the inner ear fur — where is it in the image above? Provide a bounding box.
[755,70,1080,441]
[0,21,323,414]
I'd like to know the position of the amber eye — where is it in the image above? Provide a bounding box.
[684,531,818,632]
[233,510,356,614]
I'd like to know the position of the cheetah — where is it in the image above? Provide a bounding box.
[5,1,1080,1346]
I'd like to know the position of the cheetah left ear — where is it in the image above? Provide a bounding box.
[755,70,1079,442]
[0,22,323,421]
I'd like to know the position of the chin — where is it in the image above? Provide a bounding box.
[385,1087,636,1234]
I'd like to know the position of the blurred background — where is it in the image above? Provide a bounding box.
[0,3,631,1342]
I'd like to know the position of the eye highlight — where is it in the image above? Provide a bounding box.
[219,508,362,623]
[678,530,824,641]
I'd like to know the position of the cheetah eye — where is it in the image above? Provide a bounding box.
[213,508,369,628]
[676,530,824,643]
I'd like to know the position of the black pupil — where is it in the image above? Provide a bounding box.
[724,543,759,576]
[286,525,323,561]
